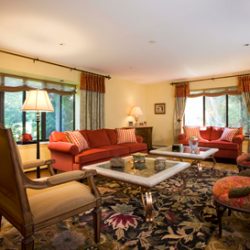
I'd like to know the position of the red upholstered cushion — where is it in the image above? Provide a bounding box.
[213,176,250,209]
[100,145,129,156]
[75,148,110,164]
[79,130,89,143]
[105,129,118,145]
[199,140,238,150]
[211,127,224,140]
[65,131,89,152]
[121,142,147,153]
[85,129,111,148]
[200,126,212,140]
[49,131,68,142]
[117,128,137,144]
[237,153,250,165]
[184,126,202,139]
[220,127,238,142]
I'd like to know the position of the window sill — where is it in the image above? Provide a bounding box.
[17,141,49,145]
[17,141,49,148]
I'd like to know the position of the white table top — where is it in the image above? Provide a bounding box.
[84,156,190,188]
[150,146,219,160]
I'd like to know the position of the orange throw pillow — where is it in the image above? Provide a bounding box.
[117,128,137,144]
[65,131,89,152]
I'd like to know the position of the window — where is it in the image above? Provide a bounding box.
[184,92,248,133]
[185,96,203,126]
[205,96,226,127]
[0,74,76,142]
[4,92,23,141]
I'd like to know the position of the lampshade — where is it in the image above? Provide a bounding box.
[130,106,143,118]
[22,90,54,112]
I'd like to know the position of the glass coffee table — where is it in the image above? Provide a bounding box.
[150,146,219,171]
[84,156,190,221]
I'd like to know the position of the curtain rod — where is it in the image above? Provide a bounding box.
[0,49,111,80]
[171,72,250,85]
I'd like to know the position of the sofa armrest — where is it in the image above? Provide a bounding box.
[136,135,144,143]
[48,142,79,155]
[232,134,244,144]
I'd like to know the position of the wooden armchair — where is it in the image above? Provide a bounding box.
[0,125,102,250]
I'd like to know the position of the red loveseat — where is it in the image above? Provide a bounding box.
[178,127,244,160]
[48,129,147,172]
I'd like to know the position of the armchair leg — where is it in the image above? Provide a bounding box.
[21,235,34,250]
[93,207,101,243]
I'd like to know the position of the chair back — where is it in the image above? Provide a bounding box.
[0,125,32,228]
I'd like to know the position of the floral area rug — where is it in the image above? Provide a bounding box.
[0,167,249,250]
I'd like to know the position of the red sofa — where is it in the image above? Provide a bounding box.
[48,129,147,171]
[178,127,244,160]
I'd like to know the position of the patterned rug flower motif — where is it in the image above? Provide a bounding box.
[0,167,249,250]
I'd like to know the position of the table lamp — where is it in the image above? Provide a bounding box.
[130,106,143,126]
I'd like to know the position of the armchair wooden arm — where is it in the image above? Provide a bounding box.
[22,159,56,177]
[24,169,100,200]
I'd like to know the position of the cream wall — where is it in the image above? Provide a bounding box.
[105,77,147,128]
[145,81,174,146]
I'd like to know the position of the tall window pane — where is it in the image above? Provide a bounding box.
[62,95,74,131]
[205,96,226,126]
[184,96,203,126]
[26,112,38,140]
[46,93,60,138]
[4,92,23,141]
[228,95,248,133]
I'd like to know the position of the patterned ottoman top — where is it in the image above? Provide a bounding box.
[213,176,250,210]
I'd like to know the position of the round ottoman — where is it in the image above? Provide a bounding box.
[212,175,250,237]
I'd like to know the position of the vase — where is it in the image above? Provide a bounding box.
[189,138,199,154]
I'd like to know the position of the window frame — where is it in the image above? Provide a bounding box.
[184,93,247,133]
[0,73,76,143]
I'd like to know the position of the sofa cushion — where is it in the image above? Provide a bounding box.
[105,129,118,145]
[85,129,111,148]
[100,145,129,156]
[117,128,137,144]
[50,131,69,142]
[220,127,239,142]
[200,126,212,141]
[199,140,238,150]
[121,142,147,153]
[210,127,224,140]
[184,126,202,139]
[65,131,89,152]
[75,148,110,164]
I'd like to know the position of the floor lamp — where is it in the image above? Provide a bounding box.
[22,90,54,177]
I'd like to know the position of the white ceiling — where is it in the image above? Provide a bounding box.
[1,0,250,83]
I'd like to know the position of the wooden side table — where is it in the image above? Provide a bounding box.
[123,126,153,150]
